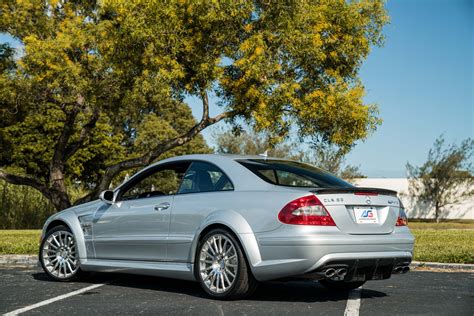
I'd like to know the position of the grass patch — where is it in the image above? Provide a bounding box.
[0,228,473,264]
[409,221,474,230]
[0,230,41,255]
[412,229,474,264]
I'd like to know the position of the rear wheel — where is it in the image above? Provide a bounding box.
[40,225,81,281]
[195,228,257,300]
[319,280,365,291]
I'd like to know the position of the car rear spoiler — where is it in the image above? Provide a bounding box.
[311,187,398,197]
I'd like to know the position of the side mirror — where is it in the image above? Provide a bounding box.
[99,190,115,204]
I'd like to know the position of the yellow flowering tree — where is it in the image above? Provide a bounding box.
[0,0,388,211]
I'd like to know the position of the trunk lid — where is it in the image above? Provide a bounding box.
[312,187,401,234]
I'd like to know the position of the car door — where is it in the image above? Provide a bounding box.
[167,161,234,262]
[92,161,191,261]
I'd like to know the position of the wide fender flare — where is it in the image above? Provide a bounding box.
[189,209,262,270]
[42,210,87,261]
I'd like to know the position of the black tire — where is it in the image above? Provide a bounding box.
[319,279,366,291]
[195,228,258,300]
[39,225,82,282]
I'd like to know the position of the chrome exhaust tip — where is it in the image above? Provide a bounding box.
[336,268,347,277]
[402,266,410,274]
[393,266,403,274]
[324,268,336,278]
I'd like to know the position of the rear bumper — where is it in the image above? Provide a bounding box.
[303,254,412,281]
[250,227,414,281]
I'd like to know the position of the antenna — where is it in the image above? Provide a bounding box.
[123,173,130,184]
[258,150,268,160]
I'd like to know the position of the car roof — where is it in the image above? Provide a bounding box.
[152,153,293,165]
[117,154,296,192]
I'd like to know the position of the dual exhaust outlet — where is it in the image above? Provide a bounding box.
[321,263,410,280]
[323,267,347,280]
[393,265,410,274]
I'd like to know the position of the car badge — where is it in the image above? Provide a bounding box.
[366,196,372,205]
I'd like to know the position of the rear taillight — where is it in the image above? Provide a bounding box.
[354,192,379,196]
[396,208,408,226]
[278,195,336,226]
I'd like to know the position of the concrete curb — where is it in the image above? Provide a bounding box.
[410,261,474,271]
[0,255,38,267]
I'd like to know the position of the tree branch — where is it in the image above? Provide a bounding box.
[51,93,86,164]
[0,169,52,199]
[200,88,209,121]
[64,107,100,160]
[103,110,231,184]
[52,111,78,163]
[48,95,87,206]
[75,104,235,205]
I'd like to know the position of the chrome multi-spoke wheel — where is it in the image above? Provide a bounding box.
[41,228,79,280]
[196,229,257,300]
[199,234,238,294]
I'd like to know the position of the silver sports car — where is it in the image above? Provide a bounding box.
[39,154,414,299]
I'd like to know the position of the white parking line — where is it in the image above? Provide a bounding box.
[3,283,107,315]
[344,288,362,316]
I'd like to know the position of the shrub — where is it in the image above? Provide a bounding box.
[0,180,55,229]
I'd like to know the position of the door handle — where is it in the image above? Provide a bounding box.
[154,202,170,211]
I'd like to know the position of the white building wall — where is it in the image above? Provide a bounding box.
[352,178,473,220]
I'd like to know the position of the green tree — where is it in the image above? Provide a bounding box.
[0,43,15,72]
[407,135,474,222]
[213,129,364,179]
[302,143,365,180]
[0,0,387,211]
[213,128,304,159]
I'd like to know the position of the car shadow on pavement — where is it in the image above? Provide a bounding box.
[250,281,386,303]
[32,271,116,284]
[31,271,387,303]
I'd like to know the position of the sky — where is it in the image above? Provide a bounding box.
[1,0,473,178]
[347,0,473,177]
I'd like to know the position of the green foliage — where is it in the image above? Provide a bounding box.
[0,0,386,210]
[213,128,303,159]
[213,128,364,179]
[99,0,388,148]
[0,180,55,229]
[301,143,365,179]
[407,135,473,222]
[0,43,15,72]
[217,0,387,148]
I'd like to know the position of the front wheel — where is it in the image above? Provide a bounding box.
[319,280,366,291]
[195,229,258,300]
[39,225,81,281]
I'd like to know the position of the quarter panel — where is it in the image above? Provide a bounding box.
[168,190,310,264]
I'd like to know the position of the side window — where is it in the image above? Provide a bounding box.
[120,162,190,200]
[258,168,277,183]
[177,161,233,194]
[275,170,315,187]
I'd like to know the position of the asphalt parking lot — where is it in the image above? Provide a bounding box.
[0,267,472,315]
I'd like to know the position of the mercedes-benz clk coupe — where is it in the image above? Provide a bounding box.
[39,154,414,299]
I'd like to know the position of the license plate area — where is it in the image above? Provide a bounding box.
[354,206,379,224]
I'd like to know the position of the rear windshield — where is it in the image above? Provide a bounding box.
[238,159,353,188]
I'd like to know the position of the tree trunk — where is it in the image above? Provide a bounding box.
[49,165,71,211]
[0,169,71,212]
[435,201,440,223]
[49,190,71,212]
